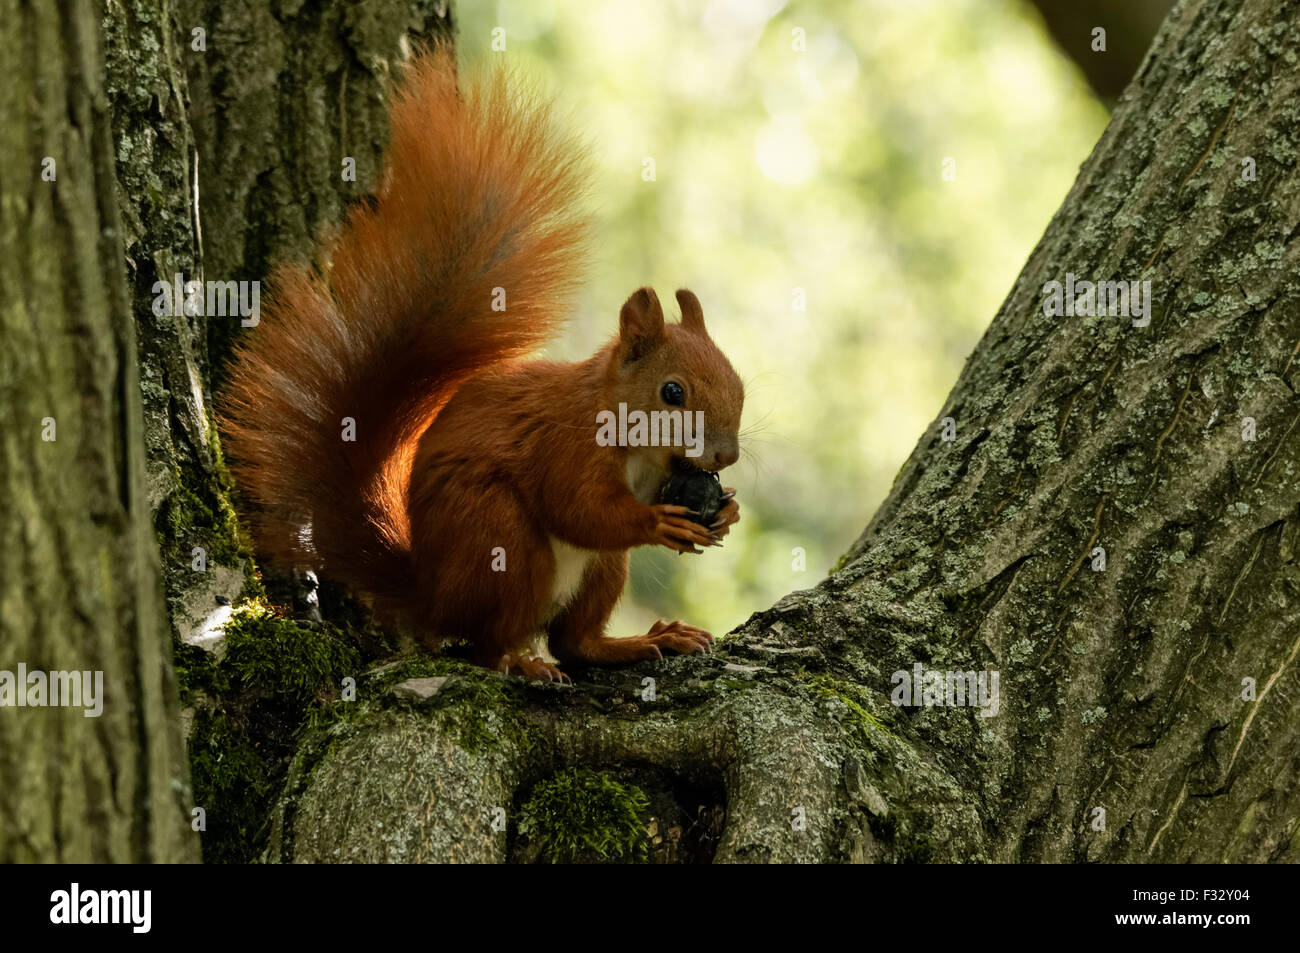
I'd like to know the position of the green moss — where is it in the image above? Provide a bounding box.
[187,606,532,862]
[183,600,361,862]
[154,419,263,631]
[221,602,359,703]
[366,655,527,754]
[188,707,272,864]
[715,677,763,692]
[297,700,348,737]
[517,768,651,864]
[294,654,533,765]
[433,678,513,753]
[155,460,247,568]
[363,654,459,692]
[174,640,229,704]
[801,672,889,747]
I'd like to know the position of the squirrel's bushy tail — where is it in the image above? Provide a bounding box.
[221,45,588,614]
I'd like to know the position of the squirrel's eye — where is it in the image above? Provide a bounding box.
[660,381,685,406]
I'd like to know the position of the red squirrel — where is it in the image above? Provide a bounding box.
[221,46,743,681]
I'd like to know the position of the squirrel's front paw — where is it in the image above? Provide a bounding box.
[648,503,714,555]
[707,488,740,542]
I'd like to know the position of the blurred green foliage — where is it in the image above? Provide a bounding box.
[455,0,1108,636]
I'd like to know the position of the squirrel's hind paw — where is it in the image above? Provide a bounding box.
[498,654,571,684]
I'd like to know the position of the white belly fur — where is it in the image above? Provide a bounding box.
[547,536,594,615]
[544,458,662,617]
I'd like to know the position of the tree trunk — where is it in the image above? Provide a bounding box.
[0,0,451,861]
[0,0,197,863]
[269,0,1300,863]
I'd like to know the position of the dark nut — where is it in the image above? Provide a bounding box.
[657,459,725,526]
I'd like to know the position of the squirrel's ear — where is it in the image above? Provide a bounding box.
[619,287,665,363]
[676,289,706,334]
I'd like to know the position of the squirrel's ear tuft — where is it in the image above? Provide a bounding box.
[619,287,665,362]
[676,289,706,334]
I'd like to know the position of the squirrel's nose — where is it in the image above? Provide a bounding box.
[712,446,740,469]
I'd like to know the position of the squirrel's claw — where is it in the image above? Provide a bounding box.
[708,493,741,541]
[650,504,714,554]
[638,619,713,656]
[499,653,570,684]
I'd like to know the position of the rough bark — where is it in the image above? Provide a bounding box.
[103,0,251,645]
[0,0,197,863]
[0,0,452,862]
[269,0,1300,863]
[177,0,453,379]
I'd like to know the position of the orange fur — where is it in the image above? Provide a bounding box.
[220,46,744,676]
